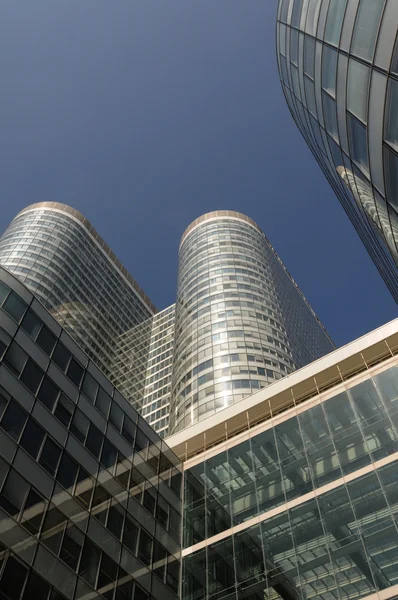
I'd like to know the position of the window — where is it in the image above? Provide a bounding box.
[107,505,124,540]
[351,0,385,61]
[290,28,299,66]
[3,341,28,376]
[86,424,103,459]
[324,0,347,46]
[37,326,57,355]
[70,409,89,443]
[0,281,9,305]
[1,399,27,441]
[304,36,315,78]
[322,46,338,97]
[348,114,369,174]
[0,470,29,516]
[20,419,45,459]
[67,358,84,387]
[291,0,303,28]
[52,342,70,372]
[323,93,339,141]
[20,359,44,394]
[79,539,101,588]
[39,437,62,475]
[60,526,83,570]
[347,59,370,123]
[0,556,28,599]
[101,439,118,470]
[384,146,398,211]
[138,530,153,566]
[123,516,139,554]
[96,387,111,419]
[21,309,42,339]
[56,453,78,490]
[109,403,123,432]
[2,292,27,322]
[122,416,136,446]
[54,394,74,428]
[23,571,50,600]
[305,0,322,36]
[38,377,60,411]
[82,371,98,403]
[385,78,398,152]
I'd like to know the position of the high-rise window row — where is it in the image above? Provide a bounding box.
[276,0,398,301]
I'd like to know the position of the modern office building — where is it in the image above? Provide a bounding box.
[276,0,398,301]
[0,265,182,600]
[170,211,334,433]
[0,206,335,438]
[167,318,398,600]
[0,202,156,376]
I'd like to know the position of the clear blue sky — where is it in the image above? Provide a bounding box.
[0,1,396,347]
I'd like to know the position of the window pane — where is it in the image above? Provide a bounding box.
[121,416,136,447]
[1,399,27,441]
[21,488,46,535]
[109,403,123,432]
[82,371,98,403]
[323,92,339,141]
[52,342,71,372]
[304,36,315,78]
[348,114,369,174]
[0,281,10,306]
[0,469,29,516]
[0,556,28,599]
[0,387,10,420]
[37,326,57,355]
[384,146,398,211]
[0,327,11,358]
[324,0,347,46]
[23,571,51,600]
[38,377,60,411]
[20,419,45,459]
[2,292,27,322]
[21,309,42,339]
[347,59,370,123]
[322,46,338,97]
[123,517,138,554]
[101,439,118,470]
[3,341,28,376]
[86,425,103,459]
[20,359,44,394]
[60,525,84,571]
[79,539,101,588]
[138,530,153,566]
[70,409,89,443]
[305,0,322,36]
[107,505,124,540]
[291,0,303,28]
[56,453,78,490]
[54,394,74,428]
[351,0,384,61]
[386,78,398,152]
[39,438,62,476]
[96,388,111,419]
[289,28,299,66]
[67,358,84,387]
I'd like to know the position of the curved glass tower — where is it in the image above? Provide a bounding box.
[0,202,155,375]
[170,210,334,433]
[276,0,398,301]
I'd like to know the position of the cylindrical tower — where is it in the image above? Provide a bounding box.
[169,211,334,433]
[0,202,155,376]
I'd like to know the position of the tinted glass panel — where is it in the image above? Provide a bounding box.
[37,327,57,355]
[52,343,70,372]
[1,399,27,441]
[86,425,103,459]
[57,453,78,490]
[82,371,98,403]
[3,341,28,376]
[54,394,74,428]
[38,377,60,411]
[20,359,44,394]
[20,419,45,459]
[39,438,62,476]
[21,309,42,339]
[351,0,384,61]
[0,556,28,599]
[67,358,84,387]
[2,292,27,322]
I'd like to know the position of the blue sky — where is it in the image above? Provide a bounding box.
[0,0,396,347]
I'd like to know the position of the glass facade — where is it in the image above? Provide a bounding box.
[0,203,156,377]
[170,211,334,433]
[183,360,398,600]
[113,305,175,439]
[0,266,182,600]
[276,0,398,302]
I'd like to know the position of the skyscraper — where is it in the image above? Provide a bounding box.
[0,205,334,437]
[0,202,156,376]
[170,211,334,432]
[276,0,398,301]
